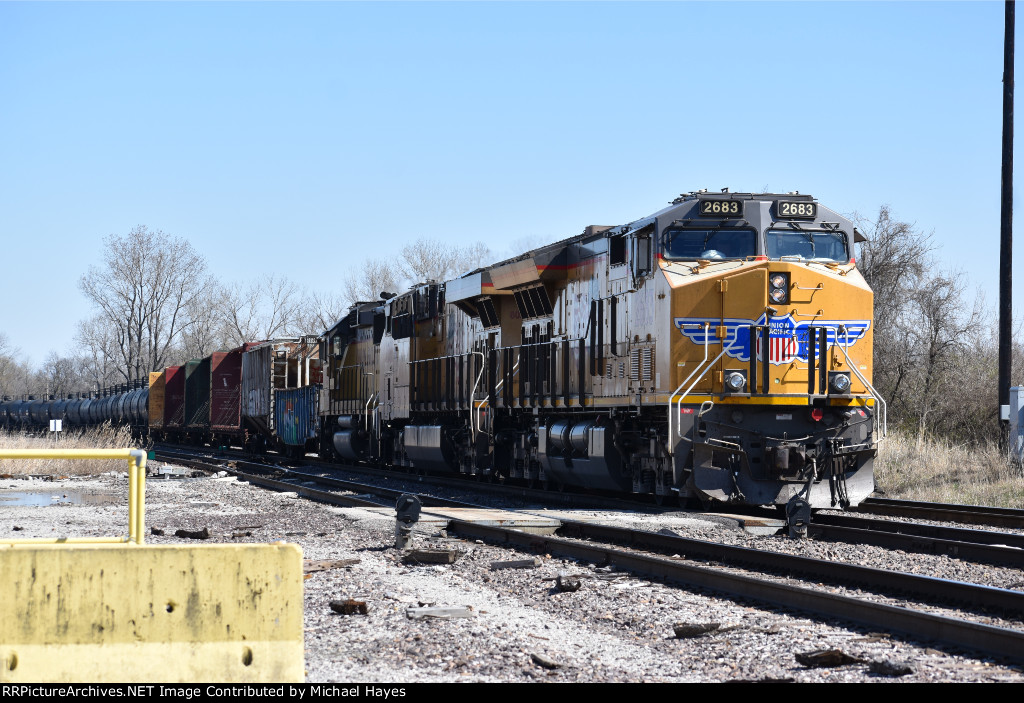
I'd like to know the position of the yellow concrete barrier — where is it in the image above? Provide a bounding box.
[0,448,305,682]
[0,542,304,682]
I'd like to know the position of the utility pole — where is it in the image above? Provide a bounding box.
[1000,0,1015,448]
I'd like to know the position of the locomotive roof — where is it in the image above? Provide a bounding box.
[461,190,822,274]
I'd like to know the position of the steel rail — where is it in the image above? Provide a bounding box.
[153,442,674,514]
[447,519,1024,664]
[236,471,390,508]
[815,511,1024,548]
[858,497,1024,528]
[552,519,1024,617]
[157,451,388,508]
[153,449,470,509]
[808,520,1024,569]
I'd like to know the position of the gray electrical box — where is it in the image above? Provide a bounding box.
[1010,387,1024,462]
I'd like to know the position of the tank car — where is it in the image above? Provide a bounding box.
[322,191,882,515]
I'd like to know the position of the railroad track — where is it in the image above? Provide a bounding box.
[155,445,1024,568]
[448,518,1024,665]
[810,512,1024,568]
[153,446,1024,664]
[152,443,671,513]
[857,497,1024,530]
[154,446,468,510]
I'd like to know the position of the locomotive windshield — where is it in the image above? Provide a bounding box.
[765,228,849,262]
[663,227,757,260]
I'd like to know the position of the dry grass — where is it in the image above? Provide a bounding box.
[874,431,1024,508]
[0,424,143,477]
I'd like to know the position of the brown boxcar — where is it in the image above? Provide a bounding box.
[210,344,261,446]
[164,366,185,430]
[184,357,211,432]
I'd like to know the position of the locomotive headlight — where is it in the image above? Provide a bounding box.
[768,272,790,305]
[829,372,852,394]
[724,370,747,392]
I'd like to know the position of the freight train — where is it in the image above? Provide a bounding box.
[0,191,884,521]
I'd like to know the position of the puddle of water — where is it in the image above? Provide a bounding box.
[0,490,121,507]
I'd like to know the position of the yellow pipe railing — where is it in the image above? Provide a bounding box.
[0,449,147,545]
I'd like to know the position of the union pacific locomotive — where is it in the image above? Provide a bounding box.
[2,191,883,517]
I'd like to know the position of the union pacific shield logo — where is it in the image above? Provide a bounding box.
[674,314,870,365]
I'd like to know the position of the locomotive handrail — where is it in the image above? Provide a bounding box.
[364,392,377,432]
[495,358,520,390]
[481,334,591,422]
[799,323,887,439]
[407,351,487,428]
[833,326,887,439]
[667,322,709,451]
[330,363,364,404]
[409,352,479,363]
[493,336,588,352]
[477,357,517,428]
[674,346,734,439]
[467,352,486,441]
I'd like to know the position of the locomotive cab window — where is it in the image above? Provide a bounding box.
[631,225,654,278]
[663,227,757,260]
[609,235,627,266]
[765,229,849,262]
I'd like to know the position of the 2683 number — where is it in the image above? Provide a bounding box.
[778,201,816,218]
[699,200,741,216]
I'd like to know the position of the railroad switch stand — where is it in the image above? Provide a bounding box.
[395,493,422,549]
[785,495,811,539]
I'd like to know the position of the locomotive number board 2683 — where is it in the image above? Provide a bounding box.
[698,199,742,216]
[776,201,817,218]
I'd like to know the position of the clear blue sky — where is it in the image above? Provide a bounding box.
[0,1,1017,364]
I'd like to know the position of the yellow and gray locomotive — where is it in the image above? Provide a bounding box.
[322,191,881,514]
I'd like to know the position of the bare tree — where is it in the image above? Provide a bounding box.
[502,234,551,260]
[75,315,122,391]
[0,333,17,395]
[855,206,935,422]
[399,239,494,283]
[856,206,934,331]
[903,272,977,435]
[399,239,452,283]
[38,351,82,398]
[343,258,404,307]
[341,239,492,311]
[79,226,208,383]
[855,206,1012,444]
[455,241,493,275]
[0,333,32,397]
[219,274,303,346]
[178,275,227,360]
[297,289,350,336]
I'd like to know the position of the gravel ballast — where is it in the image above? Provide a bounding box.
[3,471,1023,683]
